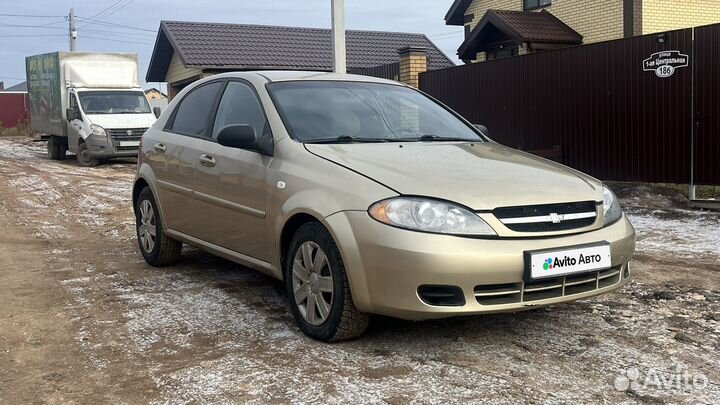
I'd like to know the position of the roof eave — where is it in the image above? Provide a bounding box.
[146,21,191,83]
[457,10,526,60]
[444,0,472,26]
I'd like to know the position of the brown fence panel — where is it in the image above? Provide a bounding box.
[350,62,400,81]
[694,23,720,186]
[420,29,694,184]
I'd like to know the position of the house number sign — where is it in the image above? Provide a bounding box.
[643,51,689,78]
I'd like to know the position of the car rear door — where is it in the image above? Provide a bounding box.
[191,80,274,262]
[147,80,224,236]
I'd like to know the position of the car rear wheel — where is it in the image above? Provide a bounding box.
[285,222,370,342]
[76,142,100,167]
[47,136,66,160]
[135,187,182,266]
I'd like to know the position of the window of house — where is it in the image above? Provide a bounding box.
[169,81,223,137]
[524,0,551,11]
[465,24,471,39]
[486,45,519,61]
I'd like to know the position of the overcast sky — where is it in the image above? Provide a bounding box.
[0,0,463,90]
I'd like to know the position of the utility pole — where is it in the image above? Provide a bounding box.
[331,0,346,74]
[68,8,77,51]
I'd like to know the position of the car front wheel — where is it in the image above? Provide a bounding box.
[285,222,370,342]
[76,142,100,167]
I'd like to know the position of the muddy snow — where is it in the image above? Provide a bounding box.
[0,137,717,405]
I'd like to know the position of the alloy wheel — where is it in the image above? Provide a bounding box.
[138,199,157,253]
[292,241,334,326]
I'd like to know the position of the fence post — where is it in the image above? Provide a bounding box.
[398,47,427,88]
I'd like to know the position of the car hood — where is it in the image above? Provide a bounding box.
[85,113,156,130]
[305,142,603,210]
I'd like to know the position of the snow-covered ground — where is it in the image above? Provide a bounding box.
[0,137,718,405]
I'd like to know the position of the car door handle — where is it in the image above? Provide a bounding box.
[153,143,167,153]
[198,154,216,167]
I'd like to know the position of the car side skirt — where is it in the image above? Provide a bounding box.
[165,229,282,280]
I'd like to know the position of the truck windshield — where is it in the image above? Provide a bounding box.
[78,91,151,115]
[267,81,484,143]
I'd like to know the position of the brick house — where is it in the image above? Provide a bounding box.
[144,88,167,101]
[446,0,720,62]
[146,21,455,100]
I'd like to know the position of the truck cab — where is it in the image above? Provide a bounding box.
[66,87,157,166]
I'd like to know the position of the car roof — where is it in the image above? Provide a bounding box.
[207,70,405,86]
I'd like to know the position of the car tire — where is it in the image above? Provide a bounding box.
[47,136,66,160]
[285,222,370,342]
[76,142,100,167]
[135,187,182,267]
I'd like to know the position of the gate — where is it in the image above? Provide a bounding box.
[694,24,720,186]
[420,24,720,186]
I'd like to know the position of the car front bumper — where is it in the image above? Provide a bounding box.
[324,211,636,320]
[85,135,139,158]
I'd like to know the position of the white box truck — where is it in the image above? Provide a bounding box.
[26,52,158,166]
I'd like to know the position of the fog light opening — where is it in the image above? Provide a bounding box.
[417,285,466,307]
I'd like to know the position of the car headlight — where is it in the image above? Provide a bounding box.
[90,124,106,136]
[369,197,496,236]
[603,186,622,225]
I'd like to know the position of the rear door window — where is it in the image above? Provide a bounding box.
[212,81,270,139]
[169,82,223,137]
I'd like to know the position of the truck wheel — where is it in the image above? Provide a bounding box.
[285,222,370,342]
[76,142,100,167]
[47,136,66,160]
[135,187,182,267]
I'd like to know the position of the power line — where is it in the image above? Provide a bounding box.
[81,35,153,45]
[76,16,155,32]
[97,0,135,21]
[0,21,68,29]
[0,13,64,18]
[0,75,26,80]
[81,28,154,37]
[0,33,65,37]
[79,0,125,29]
[87,0,125,20]
[428,30,464,39]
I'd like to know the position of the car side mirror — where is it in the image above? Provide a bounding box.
[474,124,489,137]
[153,107,162,118]
[217,124,259,150]
[66,108,79,122]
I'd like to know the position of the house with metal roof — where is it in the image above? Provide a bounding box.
[146,21,455,99]
[457,9,582,62]
[447,0,720,63]
[0,81,28,92]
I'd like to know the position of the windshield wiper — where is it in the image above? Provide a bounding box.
[389,134,476,142]
[418,134,476,142]
[303,135,389,144]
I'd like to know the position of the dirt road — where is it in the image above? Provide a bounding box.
[0,137,718,405]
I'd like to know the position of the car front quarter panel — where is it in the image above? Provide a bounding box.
[268,140,398,273]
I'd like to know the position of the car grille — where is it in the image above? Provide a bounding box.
[473,266,624,306]
[108,128,147,151]
[493,201,598,232]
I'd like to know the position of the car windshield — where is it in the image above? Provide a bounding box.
[78,91,152,115]
[267,81,483,143]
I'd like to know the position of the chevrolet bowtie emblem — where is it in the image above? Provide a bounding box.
[549,213,562,223]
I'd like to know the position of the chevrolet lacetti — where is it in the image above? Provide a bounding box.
[133,71,635,342]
